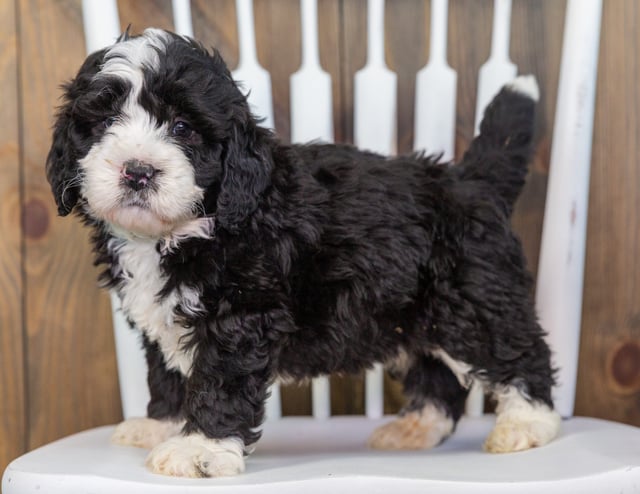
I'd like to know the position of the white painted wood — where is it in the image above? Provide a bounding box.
[465,382,485,417]
[290,0,334,143]
[110,293,150,419]
[171,0,194,38]
[354,0,397,156]
[265,382,282,421]
[536,0,603,419]
[413,0,456,161]
[364,365,384,419]
[473,0,517,135]
[232,0,275,129]
[311,376,331,420]
[82,0,151,421]
[353,0,395,419]
[81,0,120,54]
[466,0,517,417]
[5,416,640,492]
[231,0,280,419]
[290,0,334,417]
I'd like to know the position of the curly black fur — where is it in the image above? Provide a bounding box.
[46,30,555,450]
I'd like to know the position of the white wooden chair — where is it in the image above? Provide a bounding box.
[3,0,639,492]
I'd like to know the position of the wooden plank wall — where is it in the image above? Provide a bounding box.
[1,0,638,473]
[0,0,26,475]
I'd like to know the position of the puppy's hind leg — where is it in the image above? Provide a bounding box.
[368,354,468,450]
[433,307,560,452]
[484,383,561,453]
[481,330,561,454]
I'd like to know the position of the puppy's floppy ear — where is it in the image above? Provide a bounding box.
[46,48,107,216]
[216,114,273,232]
[46,109,80,216]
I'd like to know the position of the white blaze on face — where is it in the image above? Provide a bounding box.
[79,29,203,238]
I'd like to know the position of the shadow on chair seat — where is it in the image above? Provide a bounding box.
[3,415,639,493]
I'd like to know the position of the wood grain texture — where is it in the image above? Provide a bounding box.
[508,0,566,276]
[191,0,239,66]
[576,0,640,426]
[18,0,121,449]
[118,0,175,32]
[0,0,26,473]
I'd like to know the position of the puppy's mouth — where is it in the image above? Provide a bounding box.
[120,194,151,209]
[104,189,185,238]
[87,183,202,239]
[105,203,178,238]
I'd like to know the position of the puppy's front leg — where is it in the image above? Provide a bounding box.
[112,337,186,449]
[145,431,246,478]
[146,315,271,478]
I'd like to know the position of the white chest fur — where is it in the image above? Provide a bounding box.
[112,238,201,376]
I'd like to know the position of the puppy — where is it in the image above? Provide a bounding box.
[46,28,560,477]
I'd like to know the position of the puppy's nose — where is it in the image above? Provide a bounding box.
[122,160,156,191]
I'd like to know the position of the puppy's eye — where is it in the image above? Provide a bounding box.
[103,116,117,129]
[91,116,118,136]
[171,120,194,139]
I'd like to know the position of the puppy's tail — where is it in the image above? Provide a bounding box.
[456,75,539,215]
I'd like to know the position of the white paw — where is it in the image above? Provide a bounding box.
[368,403,454,450]
[484,416,559,453]
[506,75,540,102]
[145,434,245,478]
[111,417,184,449]
[485,388,561,453]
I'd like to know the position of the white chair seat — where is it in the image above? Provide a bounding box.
[3,415,639,493]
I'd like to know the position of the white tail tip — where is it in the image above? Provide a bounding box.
[506,75,540,102]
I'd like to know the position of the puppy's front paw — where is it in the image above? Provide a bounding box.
[368,404,454,450]
[111,417,184,449]
[146,434,245,478]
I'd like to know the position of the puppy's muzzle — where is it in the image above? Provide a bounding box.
[122,159,157,191]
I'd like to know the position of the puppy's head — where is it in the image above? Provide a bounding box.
[47,28,272,237]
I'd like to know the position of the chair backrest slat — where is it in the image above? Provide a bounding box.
[171,0,193,38]
[311,377,331,420]
[465,0,517,417]
[353,0,395,419]
[82,0,150,420]
[81,0,120,55]
[232,0,275,130]
[536,0,603,418]
[474,0,517,137]
[413,0,456,162]
[365,364,384,419]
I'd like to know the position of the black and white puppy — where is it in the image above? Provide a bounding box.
[47,28,560,477]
